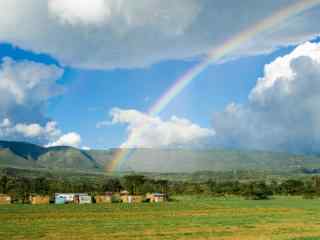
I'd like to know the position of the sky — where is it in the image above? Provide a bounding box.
[1,0,320,153]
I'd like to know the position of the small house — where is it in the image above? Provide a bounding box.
[120,190,129,196]
[55,195,66,204]
[0,194,11,204]
[121,195,144,203]
[30,195,50,205]
[55,193,75,204]
[146,193,166,203]
[74,194,92,204]
[95,192,113,204]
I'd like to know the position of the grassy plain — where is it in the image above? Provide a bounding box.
[0,196,320,240]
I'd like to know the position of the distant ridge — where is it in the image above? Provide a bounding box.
[1,140,320,173]
[0,140,102,171]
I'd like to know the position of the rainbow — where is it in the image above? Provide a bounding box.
[107,0,320,172]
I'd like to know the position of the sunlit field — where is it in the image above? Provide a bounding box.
[1,196,320,240]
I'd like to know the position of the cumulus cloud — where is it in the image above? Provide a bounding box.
[0,57,63,105]
[13,121,61,138]
[82,146,91,151]
[0,119,11,128]
[0,57,63,123]
[0,57,64,143]
[213,42,320,153]
[48,0,110,25]
[0,57,82,147]
[0,1,320,69]
[0,119,82,148]
[46,132,81,148]
[108,108,214,148]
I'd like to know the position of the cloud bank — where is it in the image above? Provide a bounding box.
[213,42,320,153]
[0,1,320,69]
[0,57,63,124]
[0,118,82,148]
[109,108,215,148]
[0,57,63,111]
[48,0,110,25]
[0,57,81,147]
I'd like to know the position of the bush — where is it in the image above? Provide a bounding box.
[242,182,273,200]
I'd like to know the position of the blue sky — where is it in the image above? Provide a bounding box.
[1,1,320,152]
[0,43,294,148]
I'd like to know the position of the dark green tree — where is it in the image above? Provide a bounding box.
[242,182,273,200]
[123,175,146,195]
[0,176,13,194]
[15,177,32,203]
[33,177,50,195]
[280,179,305,195]
[102,178,122,193]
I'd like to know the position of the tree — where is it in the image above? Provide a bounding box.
[242,182,273,200]
[15,177,32,203]
[280,179,305,195]
[102,178,122,193]
[33,177,49,196]
[0,176,13,194]
[303,180,317,199]
[157,180,169,194]
[123,175,146,195]
[206,179,217,193]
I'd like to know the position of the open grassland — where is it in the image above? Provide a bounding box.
[1,196,320,240]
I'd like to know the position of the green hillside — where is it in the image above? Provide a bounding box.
[1,140,320,173]
[0,141,102,171]
[0,148,35,168]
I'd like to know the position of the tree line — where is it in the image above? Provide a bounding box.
[1,174,320,202]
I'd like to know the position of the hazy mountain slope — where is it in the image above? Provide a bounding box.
[87,149,114,167]
[0,141,101,171]
[0,148,36,168]
[102,149,320,172]
[1,140,320,172]
[37,147,100,170]
[0,141,47,160]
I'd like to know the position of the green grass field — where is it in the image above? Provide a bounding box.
[1,196,320,240]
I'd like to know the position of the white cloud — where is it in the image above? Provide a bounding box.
[82,146,91,151]
[48,0,110,25]
[213,42,320,153]
[0,57,63,117]
[0,119,61,140]
[14,123,47,138]
[0,119,82,148]
[13,121,61,138]
[47,132,81,148]
[0,118,11,128]
[110,108,214,148]
[0,1,320,69]
[0,57,82,148]
[0,57,65,144]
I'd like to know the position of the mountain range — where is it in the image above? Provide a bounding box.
[1,140,320,173]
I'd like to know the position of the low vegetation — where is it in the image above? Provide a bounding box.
[2,162,320,239]
[1,171,320,202]
[1,196,320,239]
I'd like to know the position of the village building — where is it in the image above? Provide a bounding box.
[30,195,50,205]
[95,192,113,204]
[55,193,91,204]
[120,190,129,195]
[55,193,75,204]
[74,194,92,204]
[0,194,11,204]
[121,194,144,203]
[146,193,166,203]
